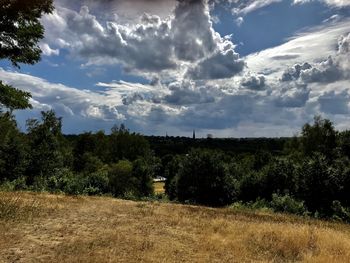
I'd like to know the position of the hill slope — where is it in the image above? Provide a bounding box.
[1,192,350,262]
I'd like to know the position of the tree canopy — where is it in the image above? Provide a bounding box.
[0,0,54,111]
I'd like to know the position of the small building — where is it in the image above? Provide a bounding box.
[153,176,167,182]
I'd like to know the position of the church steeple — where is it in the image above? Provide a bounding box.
[193,129,196,139]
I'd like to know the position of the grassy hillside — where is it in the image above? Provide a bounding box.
[1,192,350,262]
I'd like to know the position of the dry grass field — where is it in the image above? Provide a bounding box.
[153,182,165,194]
[1,192,350,262]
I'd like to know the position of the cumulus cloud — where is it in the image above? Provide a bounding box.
[39,43,60,56]
[163,80,216,105]
[7,0,350,137]
[0,68,130,123]
[246,19,350,76]
[280,33,350,84]
[240,74,266,90]
[186,41,245,80]
[41,0,244,80]
[273,83,310,108]
[281,63,312,81]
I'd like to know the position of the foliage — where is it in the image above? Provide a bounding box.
[0,113,28,182]
[0,82,32,111]
[297,153,340,215]
[175,149,237,206]
[301,115,337,158]
[270,194,307,215]
[108,160,134,197]
[0,0,53,67]
[26,110,67,184]
[0,0,54,111]
[1,112,350,222]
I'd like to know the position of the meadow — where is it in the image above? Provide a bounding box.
[1,191,350,263]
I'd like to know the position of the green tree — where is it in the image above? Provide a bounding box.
[297,154,340,215]
[301,116,337,158]
[0,0,54,111]
[108,160,134,197]
[175,149,236,206]
[108,124,150,162]
[132,158,154,197]
[26,110,67,184]
[0,113,28,182]
[164,155,183,200]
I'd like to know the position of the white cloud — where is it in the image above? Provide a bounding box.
[39,43,60,56]
[231,0,282,15]
[235,16,244,26]
[0,68,128,123]
[42,0,244,80]
[245,18,350,76]
[6,0,350,137]
[294,0,350,8]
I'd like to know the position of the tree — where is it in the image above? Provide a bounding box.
[108,160,134,197]
[0,113,28,182]
[297,153,340,215]
[300,116,337,158]
[108,124,150,162]
[26,110,66,184]
[0,0,54,111]
[175,149,236,206]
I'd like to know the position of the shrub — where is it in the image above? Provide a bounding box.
[270,194,307,215]
[331,200,350,223]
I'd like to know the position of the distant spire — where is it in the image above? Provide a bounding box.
[166,131,168,138]
[193,129,196,139]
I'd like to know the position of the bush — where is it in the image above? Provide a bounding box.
[270,194,307,215]
[331,200,350,223]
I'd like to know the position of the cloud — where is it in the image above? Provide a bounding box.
[318,90,350,114]
[235,16,244,26]
[240,74,266,90]
[42,0,244,80]
[163,80,216,105]
[273,83,310,108]
[231,0,282,15]
[185,41,245,80]
[293,0,350,8]
[7,0,350,137]
[39,43,60,56]
[245,19,350,77]
[280,33,350,84]
[0,68,129,124]
[281,62,312,81]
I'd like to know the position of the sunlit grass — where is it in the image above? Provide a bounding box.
[1,191,350,262]
[153,182,165,194]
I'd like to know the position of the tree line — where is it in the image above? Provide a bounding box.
[2,111,350,221]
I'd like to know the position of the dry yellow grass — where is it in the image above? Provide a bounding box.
[1,192,350,263]
[153,182,165,194]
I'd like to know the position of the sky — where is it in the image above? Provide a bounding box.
[1,0,350,137]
